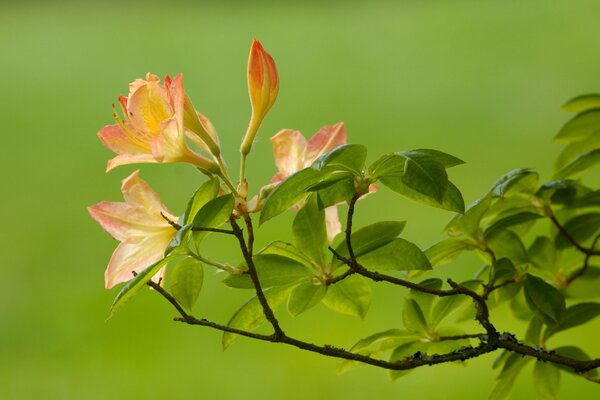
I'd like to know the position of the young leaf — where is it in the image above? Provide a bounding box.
[108,257,170,318]
[523,274,566,324]
[258,241,314,267]
[222,254,313,289]
[554,212,600,249]
[322,275,371,318]
[445,197,491,238]
[430,294,470,328]
[313,144,367,175]
[533,362,560,400]
[169,256,204,311]
[184,178,220,224]
[489,353,531,400]
[260,168,323,224]
[554,148,600,179]
[490,168,539,198]
[292,196,328,267]
[407,278,442,320]
[287,281,327,316]
[402,298,428,333]
[555,133,600,170]
[562,93,600,113]
[424,238,473,267]
[191,193,235,250]
[333,221,406,262]
[543,302,600,340]
[222,285,292,349]
[554,109,600,143]
[356,238,431,271]
[388,342,422,381]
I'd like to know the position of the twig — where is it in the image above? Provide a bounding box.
[568,234,600,284]
[160,212,235,235]
[549,212,600,256]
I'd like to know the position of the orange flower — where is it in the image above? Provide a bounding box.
[98,73,220,173]
[241,40,279,156]
[88,171,177,288]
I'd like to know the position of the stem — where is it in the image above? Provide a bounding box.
[240,153,248,188]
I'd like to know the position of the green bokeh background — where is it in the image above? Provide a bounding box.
[2,1,599,399]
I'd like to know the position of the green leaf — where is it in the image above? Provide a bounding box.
[222,254,313,289]
[369,154,405,178]
[554,212,600,249]
[573,189,600,209]
[165,224,192,256]
[411,149,465,168]
[292,196,328,267]
[490,168,539,198]
[356,238,431,271]
[313,144,367,175]
[544,302,600,340]
[528,236,557,271]
[402,298,428,333]
[553,346,598,377]
[184,177,220,224]
[533,362,560,400]
[424,238,473,267]
[388,342,422,381]
[169,256,203,311]
[381,177,465,213]
[108,257,170,318]
[485,230,528,266]
[260,168,323,224]
[565,266,600,298]
[524,274,565,324]
[333,221,407,266]
[287,282,327,316]
[305,172,353,191]
[397,150,449,202]
[258,241,314,267]
[445,197,491,238]
[430,294,470,328]
[222,285,292,349]
[316,177,356,208]
[489,353,531,400]
[554,148,600,179]
[562,94,600,113]
[554,109,600,143]
[525,316,544,346]
[555,133,600,170]
[407,278,442,320]
[489,258,517,287]
[191,194,235,251]
[484,212,543,239]
[322,275,371,318]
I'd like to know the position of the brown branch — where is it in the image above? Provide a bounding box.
[568,234,600,284]
[230,215,284,338]
[160,212,236,235]
[549,212,600,256]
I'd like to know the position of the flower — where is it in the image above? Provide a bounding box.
[98,73,220,173]
[270,122,348,242]
[88,171,177,289]
[241,39,279,156]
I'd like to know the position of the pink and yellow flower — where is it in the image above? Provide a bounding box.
[98,73,220,173]
[88,171,177,289]
[241,39,279,156]
[270,122,348,243]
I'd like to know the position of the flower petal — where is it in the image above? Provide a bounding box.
[304,122,347,165]
[127,74,172,134]
[106,153,158,172]
[104,233,172,288]
[120,170,175,221]
[271,129,307,178]
[88,201,169,241]
[325,206,342,244]
[98,124,150,155]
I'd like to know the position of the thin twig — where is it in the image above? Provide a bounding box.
[549,212,600,256]
[160,212,236,235]
[568,234,600,284]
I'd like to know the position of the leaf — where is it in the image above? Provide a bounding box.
[407,278,442,319]
[488,353,531,400]
[260,168,323,224]
[562,93,600,113]
[411,149,465,168]
[316,177,356,208]
[424,238,473,267]
[258,241,314,267]
[333,221,407,266]
[169,256,203,311]
[523,274,566,324]
[565,266,600,298]
[554,212,600,249]
[485,230,529,266]
[305,172,354,191]
[553,346,598,377]
[356,238,431,271]
[528,236,557,271]
[313,144,367,175]
[402,298,428,333]
[322,275,371,318]
[165,224,192,256]
[544,302,600,340]
[554,149,600,179]
[222,254,313,289]
[292,196,328,267]
[445,197,491,238]
[525,316,544,346]
[381,177,465,213]
[398,150,449,202]
[484,212,543,239]
[222,285,292,349]
[555,132,600,170]
[108,257,170,318]
[554,109,600,143]
[369,153,406,178]
[388,342,422,381]
[191,193,235,250]
[489,258,517,287]
[183,177,220,224]
[490,168,539,198]
[533,362,560,400]
[430,294,470,328]
[287,282,327,316]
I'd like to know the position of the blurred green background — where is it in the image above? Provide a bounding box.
[2,0,600,399]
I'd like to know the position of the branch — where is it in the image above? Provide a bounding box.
[549,212,600,256]
[160,212,236,235]
[568,234,600,284]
